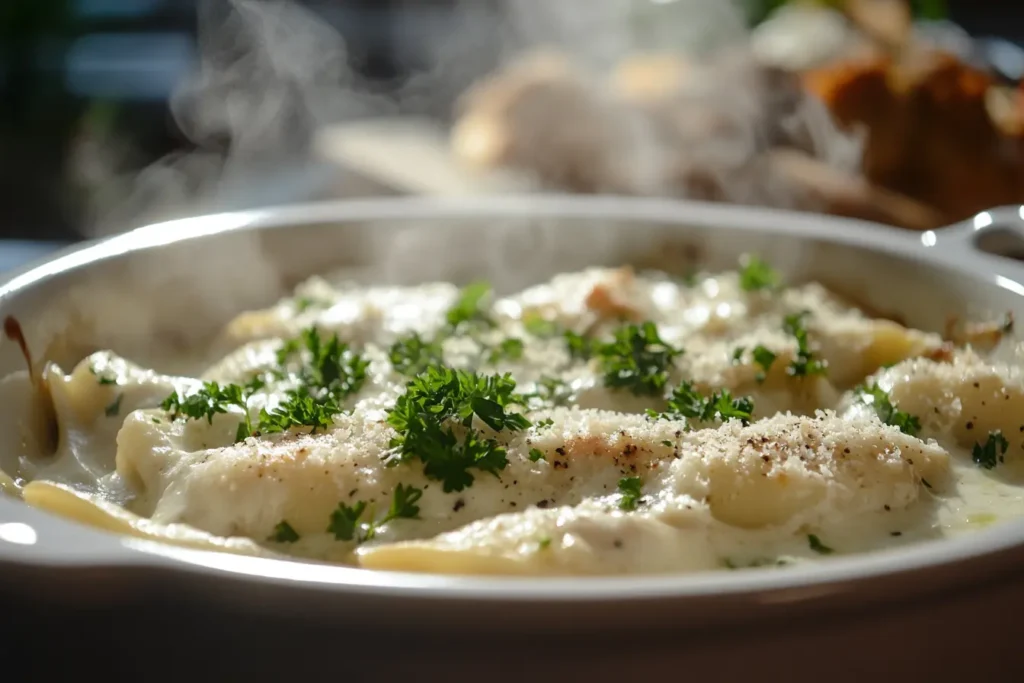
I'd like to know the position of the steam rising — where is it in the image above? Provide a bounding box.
[75,0,391,236]
[72,0,861,239]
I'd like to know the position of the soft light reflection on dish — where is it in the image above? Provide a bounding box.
[0,210,262,299]
[0,522,37,546]
[974,212,994,230]
[920,231,937,247]
[996,275,1024,298]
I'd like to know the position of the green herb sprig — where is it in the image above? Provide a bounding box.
[783,312,827,377]
[857,383,921,437]
[327,483,423,543]
[570,322,681,396]
[972,430,1009,470]
[739,254,780,292]
[649,381,755,425]
[808,534,834,555]
[388,333,444,377]
[385,367,531,492]
[162,327,368,441]
[446,281,494,332]
[617,476,644,511]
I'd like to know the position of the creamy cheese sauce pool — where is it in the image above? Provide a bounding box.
[3,262,1024,575]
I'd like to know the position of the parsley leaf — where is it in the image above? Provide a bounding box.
[447,281,493,331]
[388,367,530,434]
[529,448,545,462]
[751,345,777,382]
[258,386,341,435]
[488,337,524,364]
[732,346,745,364]
[596,322,682,396]
[386,483,423,520]
[162,380,255,438]
[162,328,365,442]
[361,483,423,541]
[522,375,574,408]
[972,430,1009,470]
[327,485,423,544]
[327,501,367,541]
[649,381,754,424]
[269,520,300,543]
[277,327,369,401]
[90,364,117,385]
[564,330,597,361]
[783,312,827,377]
[389,333,444,377]
[808,534,834,555]
[523,311,560,338]
[617,476,644,511]
[739,254,780,292]
[857,383,921,436]
[386,367,530,492]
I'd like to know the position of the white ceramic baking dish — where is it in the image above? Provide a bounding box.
[3,195,1024,680]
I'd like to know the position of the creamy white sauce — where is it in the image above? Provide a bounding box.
[4,265,1023,576]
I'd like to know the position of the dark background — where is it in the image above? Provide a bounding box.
[1,0,1022,244]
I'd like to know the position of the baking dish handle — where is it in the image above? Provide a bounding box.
[929,205,1024,285]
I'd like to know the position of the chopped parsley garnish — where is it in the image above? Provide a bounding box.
[739,254,780,292]
[732,347,745,364]
[163,380,251,431]
[162,328,366,441]
[538,536,552,550]
[163,381,257,441]
[534,417,554,429]
[807,534,834,555]
[276,327,369,401]
[522,376,573,408]
[327,500,366,542]
[523,311,560,338]
[388,333,444,376]
[858,383,921,437]
[362,483,423,541]
[90,365,117,385]
[783,312,827,377]
[257,387,341,436]
[327,484,423,543]
[972,430,1009,470]
[488,337,524,364]
[649,381,754,425]
[270,520,300,543]
[446,281,494,331]
[529,448,545,462]
[617,476,644,511]
[385,367,530,492]
[594,322,682,396]
[751,345,777,382]
[564,330,597,361]
[104,394,123,417]
[661,440,673,447]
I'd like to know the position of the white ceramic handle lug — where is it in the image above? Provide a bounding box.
[926,206,1024,286]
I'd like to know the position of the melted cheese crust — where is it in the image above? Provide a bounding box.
[6,266,1024,576]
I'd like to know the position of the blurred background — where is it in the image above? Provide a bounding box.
[2,0,1024,262]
